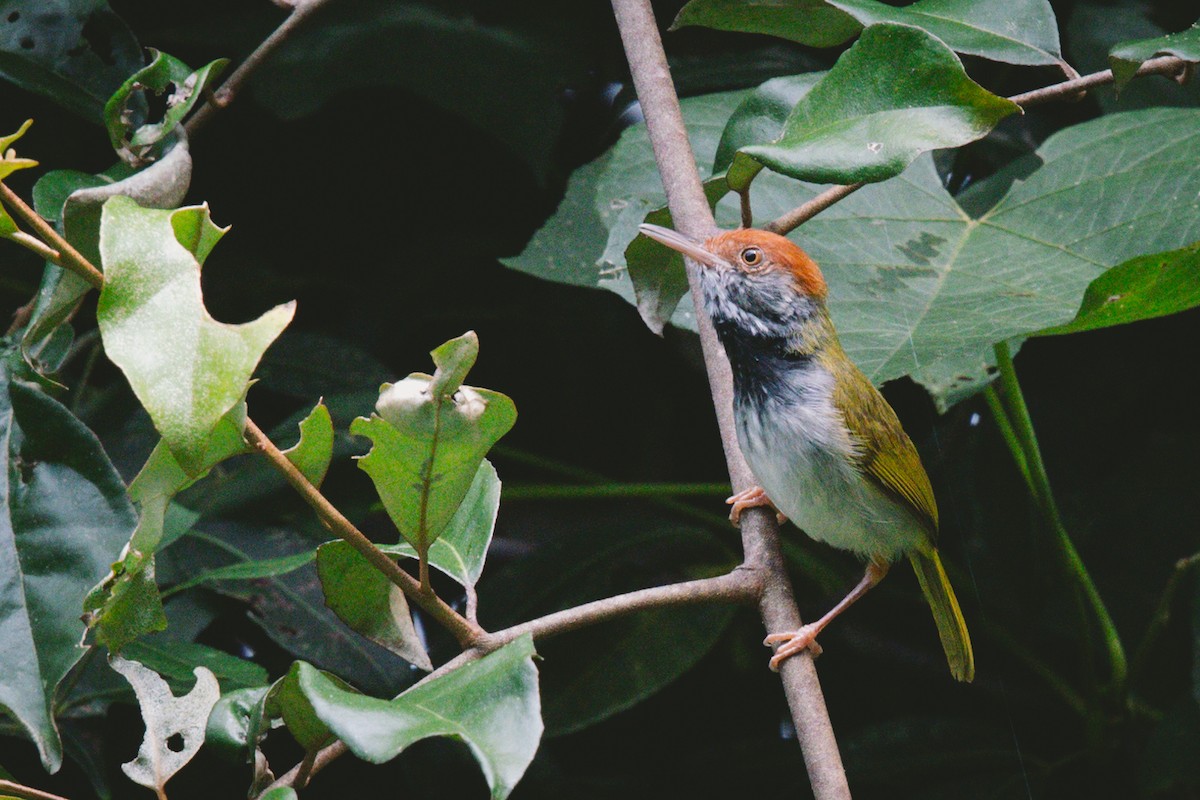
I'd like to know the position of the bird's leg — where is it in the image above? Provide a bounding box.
[763,559,890,671]
[726,485,788,526]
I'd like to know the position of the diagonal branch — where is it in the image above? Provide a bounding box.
[766,54,1191,235]
[610,0,851,798]
[184,0,339,137]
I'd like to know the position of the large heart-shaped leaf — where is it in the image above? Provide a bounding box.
[97,197,294,473]
[0,370,136,770]
[672,0,1064,66]
[296,635,542,800]
[508,91,1200,409]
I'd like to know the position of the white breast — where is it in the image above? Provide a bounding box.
[735,366,925,561]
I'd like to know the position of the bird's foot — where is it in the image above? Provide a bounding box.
[764,625,823,671]
[726,486,787,526]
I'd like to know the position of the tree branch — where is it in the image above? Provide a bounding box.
[765,54,1192,235]
[184,0,338,137]
[242,419,485,647]
[610,1,851,797]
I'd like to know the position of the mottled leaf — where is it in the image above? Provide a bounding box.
[111,655,219,796]
[97,198,294,473]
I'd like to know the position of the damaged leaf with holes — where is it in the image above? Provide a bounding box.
[351,332,516,556]
[103,49,228,165]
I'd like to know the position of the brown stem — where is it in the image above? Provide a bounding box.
[765,55,1190,235]
[0,183,103,289]
[184,0,338,136]
[242,419,485,647]
[294,748,319,789]
[766,182,864,236]
[0,781,71,800]
[610,0,851,797]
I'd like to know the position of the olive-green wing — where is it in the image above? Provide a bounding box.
[828,352,939,537]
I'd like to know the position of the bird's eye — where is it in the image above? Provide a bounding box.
[740,247,763,268]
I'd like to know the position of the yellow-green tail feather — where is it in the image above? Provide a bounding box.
[908,548,974,682]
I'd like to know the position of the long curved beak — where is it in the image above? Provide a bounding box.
[638,223,727,269]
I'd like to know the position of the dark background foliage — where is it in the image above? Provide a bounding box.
[1,0,1198,797]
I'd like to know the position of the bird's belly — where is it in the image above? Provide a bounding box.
[737,397,924,561]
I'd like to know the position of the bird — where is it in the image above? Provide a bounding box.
[638,222,973,682]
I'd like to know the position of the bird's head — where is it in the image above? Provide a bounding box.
[638,224,827,338]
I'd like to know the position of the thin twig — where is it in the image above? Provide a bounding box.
[610,0,851,797]
[0,781,70,800]
[1009,54,1187,107]
[242,419,485,647]
[0,183,103,288]
[184,0,339,136]
[491,569,758,643]
[765,182,864,235]
[765,55,1190,235]
[1127,551,1200,690]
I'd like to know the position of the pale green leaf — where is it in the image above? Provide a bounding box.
[110,656,220,795]
[97,197,294,474]
[281,401,334,488]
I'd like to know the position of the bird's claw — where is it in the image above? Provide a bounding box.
[726,486,787,527]
[764,625,822,671]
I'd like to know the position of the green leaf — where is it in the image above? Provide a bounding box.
[165,550,315,597]
[97,197,294,473]
[259,788,299,800]
[103,50,228,165]
[315,542,433,671]
[673,0,1064,66]
[281,401,333,488]
[672,0,860,48]
[204,686,270,763]
[353,334,515,552]
[265,662,343,753]
[739,24,1019,185]
[0,118,37,181]
[110,655,219,796]
[378,459,500,589]
[1110,22,1200,91]
[297,635,542,800]
[428,331,479,397]
[83,402,249,652]
[124,638,268,693]
[22,144,192,381]
[0,372,136,770]
[0,0,143,119]
[507,88,749,335]
[1035,242,1200,337]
